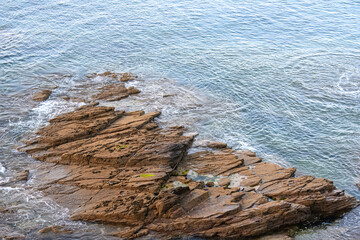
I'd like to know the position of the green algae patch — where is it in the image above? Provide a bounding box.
[115,145,129,150]
[181,170,189,176]
[140,174,155,178]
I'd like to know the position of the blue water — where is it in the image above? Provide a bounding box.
[1,0,360,239]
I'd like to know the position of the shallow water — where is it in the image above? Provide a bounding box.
[1,0,360,239]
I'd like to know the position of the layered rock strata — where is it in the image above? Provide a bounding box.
[20,78,359,239]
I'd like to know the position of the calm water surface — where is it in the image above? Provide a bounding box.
[1,0,360,239]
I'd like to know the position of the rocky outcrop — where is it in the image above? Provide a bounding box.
[32,89,52,102]
[20,79,359,239]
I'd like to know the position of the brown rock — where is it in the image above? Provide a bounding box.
[88,71,138,82]
[218,178,231,187]
[15,170,29,181]
[109,225,145,239]
[206,181,214,187]
[38,225,72,234]
[192,140,227,149]
[92,83,140,101]
[231,191,245,202]
[32,90,52,102]
[0,206,14,213]
[257,233,293,240]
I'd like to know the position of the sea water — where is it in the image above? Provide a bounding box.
[1,0,359,239]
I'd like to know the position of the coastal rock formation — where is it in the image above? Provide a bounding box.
[32,89,52,102]
[20,82,359,239]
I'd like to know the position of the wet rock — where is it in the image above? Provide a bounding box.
[92,83,140,101]
[0,206,14,213]
[0,170,29,186]
[38,225,73,234]
[88,71,138,82]
[256,233,293,240]
[61,96,70,101]
[163,94,175,98]
[192,140,227,149]
[15,170,29,181]
[32,89,52,102]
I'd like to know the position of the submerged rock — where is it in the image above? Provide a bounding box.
[0,226,25,240]
[87,71,138,82]
[20,79,359,239]
[0,206,14,213]
[32,89,52,102]
[91,83,140,101]
[257,233,293,240]
[38,225,72,234]
[14,170,29,181]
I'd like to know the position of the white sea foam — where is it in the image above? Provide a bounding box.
[8,98,85,133]
[337,71,360,96]
[0,162,5,174]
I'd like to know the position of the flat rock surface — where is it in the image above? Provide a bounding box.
[20,80,359,239]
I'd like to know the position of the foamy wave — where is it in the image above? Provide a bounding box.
[337,71,360,96]
[0,162,5,174]
[8,99,86,133]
